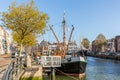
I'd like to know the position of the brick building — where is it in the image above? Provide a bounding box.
[115,36,120,52]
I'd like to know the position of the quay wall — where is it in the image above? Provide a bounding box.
[87,54,120,60]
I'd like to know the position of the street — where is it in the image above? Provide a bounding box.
[0,57,11,79]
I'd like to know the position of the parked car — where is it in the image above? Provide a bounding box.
[116,53,120,56]
[21,52,26,57]
[109,52,116,56]
[11,51,26,58]
[11,52,18,58]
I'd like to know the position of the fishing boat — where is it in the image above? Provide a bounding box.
[49,13,87,79]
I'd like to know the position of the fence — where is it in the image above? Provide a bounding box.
[2,57,25,80]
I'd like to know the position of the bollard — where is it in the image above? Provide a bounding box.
[50,67,55,80]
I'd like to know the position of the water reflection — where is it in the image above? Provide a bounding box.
[86,57,120,80]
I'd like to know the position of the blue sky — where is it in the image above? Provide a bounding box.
[0,0,120,45]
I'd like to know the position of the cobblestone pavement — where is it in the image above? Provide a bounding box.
[0,57,11,80]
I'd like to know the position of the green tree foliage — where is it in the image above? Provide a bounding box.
[82,38,90,49]
[96,34,107,45]
[12,32,37,46]
[1,0,49,56]
[94,34,107,52]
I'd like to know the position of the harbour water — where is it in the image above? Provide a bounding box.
[86,57,120,80]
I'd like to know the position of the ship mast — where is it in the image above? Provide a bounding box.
[62,12,66,56]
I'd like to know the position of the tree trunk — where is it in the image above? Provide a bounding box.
[19,40,23,57]
[19,40,32,67]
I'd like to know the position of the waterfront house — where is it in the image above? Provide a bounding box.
[0,26,11,55]
[115,36,120,52]
[39,40,78,55]
[106,38,115,53]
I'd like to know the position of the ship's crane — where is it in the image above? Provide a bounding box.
[49,25,60,44]
[49,25,65,57]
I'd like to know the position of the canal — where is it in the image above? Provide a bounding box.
[86,57,120,80]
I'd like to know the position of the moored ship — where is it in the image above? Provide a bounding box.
[60,50,87,78]
[49,13,87,79]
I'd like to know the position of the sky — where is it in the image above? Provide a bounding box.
[0,0,120,45]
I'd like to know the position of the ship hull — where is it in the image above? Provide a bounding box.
[61,61,87,74]
[57,56,87,78]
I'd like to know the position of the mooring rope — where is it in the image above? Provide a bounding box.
[54,67,79,80]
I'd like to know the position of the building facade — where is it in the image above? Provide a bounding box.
[0,26,11,55]
[115,36,120,52]
[92,36,120,53]
[40,40,51,55]
[106,38,115,52]
[67,41,78,54]
[39,40,78,55]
